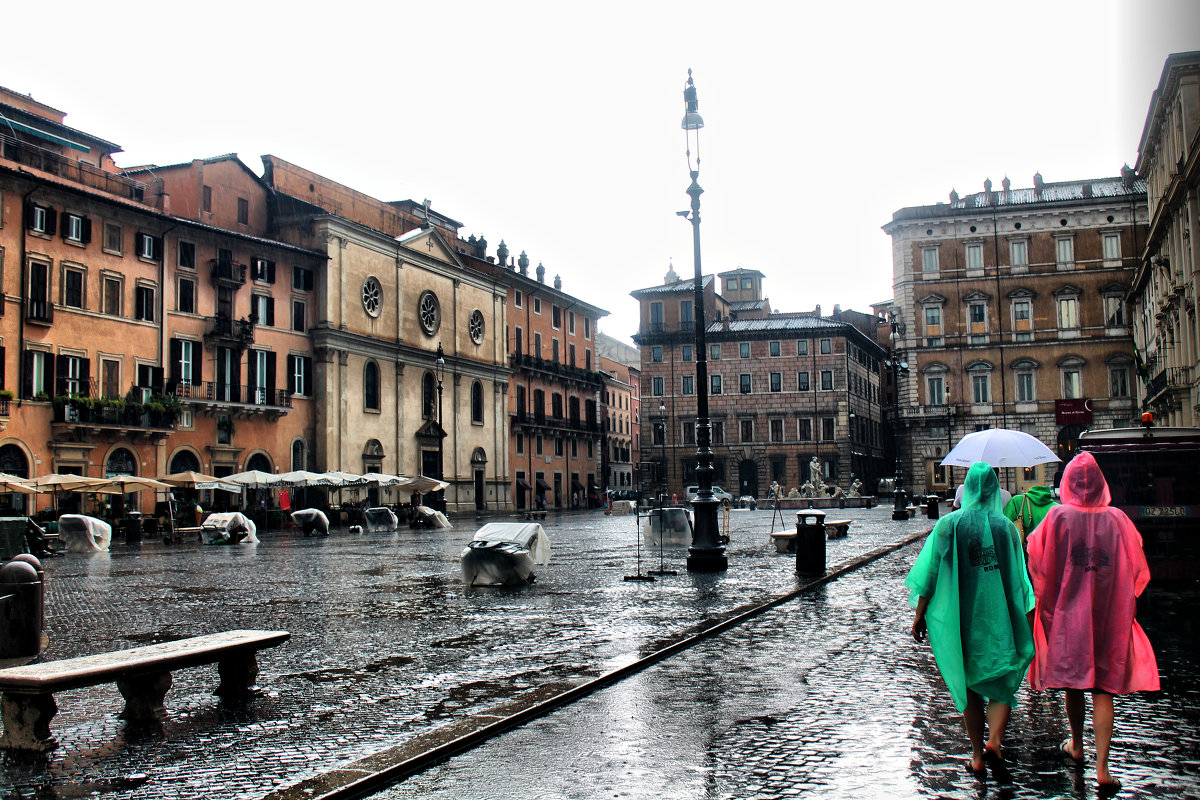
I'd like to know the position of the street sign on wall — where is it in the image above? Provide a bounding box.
[1055,398,1093,425]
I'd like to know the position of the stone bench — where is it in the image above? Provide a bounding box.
[524,510,548,521]
[0,629,289,752]
[771,520,852,552]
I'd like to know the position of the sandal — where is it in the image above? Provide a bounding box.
[1060,737,1084,763]
[983,746,1012,784]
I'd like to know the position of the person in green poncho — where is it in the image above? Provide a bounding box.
[906,461,1036,780]
[1002,485,1059,547]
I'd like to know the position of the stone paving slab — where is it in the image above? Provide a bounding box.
[0,507,932,799]
[375,548,1200,800]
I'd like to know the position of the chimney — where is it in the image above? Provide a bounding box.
[536,262,546,283]
[815,304,821,317]
[833,304,841,316]
[1121,164,1136,189]
[1001,176,1011,192]
[1033,171,1044,191]
[518,250,529,275]
[497,239,509,266]
[984,177,993,193]
[554,274,562,290]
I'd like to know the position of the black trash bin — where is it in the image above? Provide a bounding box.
[926,495,940,520]
[0,559,43,659]
[124,511,143,543]
[795,508,827,576]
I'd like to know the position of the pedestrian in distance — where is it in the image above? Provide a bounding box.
[906,461,1036,782]
[1025,451,1159,794]
[1002,483,1059,548]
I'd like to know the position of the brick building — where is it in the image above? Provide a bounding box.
[596,332,640,493]
[883,173,1148,495]
[0,88,322,516]
[1130,50,1200,426]
[632,268,886,500]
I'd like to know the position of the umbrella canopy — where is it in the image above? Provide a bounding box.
[159,471,243,493]
[225,470,282,488]
[0,473,39,495]
[35,473,107,491]
[941,428,1061,468]
[400,475,449,494]
[276,470,336,487]
[360,472,408,487]
[318,471,368,487]
[92,475,173,493]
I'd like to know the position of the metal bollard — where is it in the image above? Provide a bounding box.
[795,508,827,576]
[926,495,940,520]
[0,560,43,658]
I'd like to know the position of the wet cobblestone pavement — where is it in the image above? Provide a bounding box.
[378,547,1200,800]
[4,505,1197,799]
[2,506,927,799]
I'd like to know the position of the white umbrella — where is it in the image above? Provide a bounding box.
[0,473,39,495]
[91,475,173,493]
[276,470,335,487]
[225,470,282,488]
[159,471,243,494]
[399,475,450,494]
[941,428,1061,468]
[318,471,368,487]
[360,472,408,487]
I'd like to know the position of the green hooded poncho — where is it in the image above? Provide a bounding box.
[1002,485,1059,540]
[905,462,1036,711]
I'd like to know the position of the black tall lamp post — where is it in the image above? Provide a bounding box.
[435,343,446,512]
[945,387,954,496]
[658,401,667,506]
[678,69,727,572]
[883,313,910,521]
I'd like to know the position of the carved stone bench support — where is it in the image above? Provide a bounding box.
[0,692,58,752]
[216,652,260,701]
[117,671,172,723]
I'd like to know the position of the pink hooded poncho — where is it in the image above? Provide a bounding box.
[1026,451,1159,694]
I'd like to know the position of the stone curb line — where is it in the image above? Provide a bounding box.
[267,528,932,800]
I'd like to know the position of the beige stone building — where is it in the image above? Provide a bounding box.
[1130,50,1200,426]
[263,157,511,512]
[884,174,1148,495]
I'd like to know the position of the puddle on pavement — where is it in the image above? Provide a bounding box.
[122,631,189,645]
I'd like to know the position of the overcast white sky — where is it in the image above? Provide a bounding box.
[3,1,1197,344]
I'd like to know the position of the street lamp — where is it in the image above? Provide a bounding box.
[945,387,954,496]
[677,69,726,572]
[435,343,446,512]
[883,313,910,521]
[659,401,667,507]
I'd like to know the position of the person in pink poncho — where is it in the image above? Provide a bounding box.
[1026,450,1160,792]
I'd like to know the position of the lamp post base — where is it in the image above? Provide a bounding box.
[687,497,727,572]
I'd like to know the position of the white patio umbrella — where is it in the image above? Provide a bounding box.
[941,428,1061,468]
[91,475,173,493]
[159,471,243,494]
[360,472,408,487]
[0,473,39,495]
[399,475,450,494]
[318,471,368,487]
[225,470,282,488]
[276,470,335,487]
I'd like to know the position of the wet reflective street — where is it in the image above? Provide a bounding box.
[1,506,1197,799]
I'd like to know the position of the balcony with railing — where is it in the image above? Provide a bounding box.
[171,381,292,417]
[509,353,603,386]
[48,384,179,436]
[210,259,247,287]
[1145,366,1191,403]
[204,314,255,349]
[25,298,53,324]
[510,409,599,433]
[1,132,149,201]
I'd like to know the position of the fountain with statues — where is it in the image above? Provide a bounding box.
[764,457,876,510]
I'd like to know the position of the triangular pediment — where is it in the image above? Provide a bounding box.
[397,227,460,267]
[414,418,446,440]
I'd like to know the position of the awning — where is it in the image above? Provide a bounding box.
[515,478,532,490]
[4,118,91,153]
[535,478,552,491]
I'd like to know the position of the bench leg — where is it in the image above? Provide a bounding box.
[216,652,260,702]
[0,692,58,752]
[118,671,172,723]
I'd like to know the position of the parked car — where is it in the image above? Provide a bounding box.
[684,485,734,505]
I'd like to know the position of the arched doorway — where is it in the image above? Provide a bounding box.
[170,450,201,474]
[471,448,487,511]
[106,447,138,518]
[738,459,758,499]
[0,444,30,514]
[246,453,272,473]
